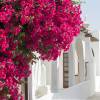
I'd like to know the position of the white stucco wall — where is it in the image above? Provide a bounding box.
[92,42,100,76]
[95,32,100,92]
[29,32,96,100]
[38,34,95,100]
[96,76,100,92]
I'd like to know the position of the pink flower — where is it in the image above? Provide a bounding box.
[0,69,6,79]
[0,81,5,88]
[13,27,21,36]
[0,96,7,100]
[0,5,14,23]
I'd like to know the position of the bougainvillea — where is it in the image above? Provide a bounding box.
[0,0,82,99]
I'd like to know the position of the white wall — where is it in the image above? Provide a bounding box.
[37,36,95,100]
[95,32,100,92]
[68,44,76,87]
[92,42,100,76]
[96,76,100,92]
[30,32,96,100]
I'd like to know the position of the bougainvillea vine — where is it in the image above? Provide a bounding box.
[0,0,82,99]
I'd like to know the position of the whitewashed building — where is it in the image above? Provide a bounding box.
[22,24,99,100]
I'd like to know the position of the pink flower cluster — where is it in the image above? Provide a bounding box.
[0,56,30,99]
[24,0,82,60]
[0,0,82,99]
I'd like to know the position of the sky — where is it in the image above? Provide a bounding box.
[81,0,100,37]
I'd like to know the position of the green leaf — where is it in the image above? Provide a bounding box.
[3,86,9,93]
[22,24,28,31]
[0,22,4,29]
[18,32,25,39]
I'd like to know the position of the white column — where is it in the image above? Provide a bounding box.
[58,53,63,89]
[51,55,64,92]
[51,60,59,92]
[28,65,35,100]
